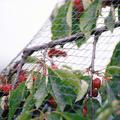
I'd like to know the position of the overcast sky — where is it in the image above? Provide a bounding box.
[0,0,58,71]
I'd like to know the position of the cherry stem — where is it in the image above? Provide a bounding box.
[89,35,99,120]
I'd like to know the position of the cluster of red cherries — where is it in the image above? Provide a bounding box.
[91,78,101,97]
[0,70,27,94]
[82,77,102,117]
[0,48,67,94]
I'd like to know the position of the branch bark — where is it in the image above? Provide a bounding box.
[23,21,120,59]
[90,35,99,120]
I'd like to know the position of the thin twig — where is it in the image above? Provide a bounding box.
[90,35,100,120]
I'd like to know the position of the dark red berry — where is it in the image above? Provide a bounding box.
[48,48,67,58]
[88,88,98,97]
[73,0,84,13]
[92,89,98,97]
[0,84,12,93]
[48,97,57,107]
[82,104,87,117]
[92,78,101,89]
[18,75,26,83]
[18,70,27,83]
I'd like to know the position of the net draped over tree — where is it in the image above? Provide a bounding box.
[0,0,120,120]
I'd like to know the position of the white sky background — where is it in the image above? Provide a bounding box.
[0,0,57,71]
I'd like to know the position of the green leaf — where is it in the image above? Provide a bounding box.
[51,0,86,47]
[16,76,45,120]
[48,68,79,111]
[96,100,120,120]
[48,111,87,120]
[26,56,38,63]
[75,37,86,47]
[72,5,86,47]
[71,7,80,35]
[48,69,67,111]
[51,1,70,40]
[76,80,88,102]
[23,94,35,112]
[34,77,48,108]
[106,42,120,99]
[8,83,26,120]
[105,9,115,32]
[16,93,36,120]
[63,112,87,120]
[66,1,73,36]
[80,0,101,39]
[54,69,88,102]
[107,42,120,67]
[48,112,61,120]
[16,111,31,120]
[106,66,120,75]
[50,69,88,103]
[53,69,81,93]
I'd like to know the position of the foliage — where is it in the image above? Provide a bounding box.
[51,1,70,40]
[80,0,101,39]
[8,83,27,120]
[1,0,120,120]
[105,9,115,32]
[106,42,120,100]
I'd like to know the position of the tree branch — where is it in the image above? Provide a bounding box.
[8,21,120,84]
[23,21,120,58]
[90,35,99,120]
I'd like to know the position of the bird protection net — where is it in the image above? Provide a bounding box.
[0,0,120,120]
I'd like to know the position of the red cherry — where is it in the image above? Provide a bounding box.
[48,48,67,58]
[82,104,87,117]
[92,78,101,89]
[73,0,84,13]
[48,48,55,58]
[92,89,98,97]
[18,75,26,83]
[18,70,27,83]
[1,84,12,93]
[48,97,57,106]
[88,88,98,97]
[73,0,80,4]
